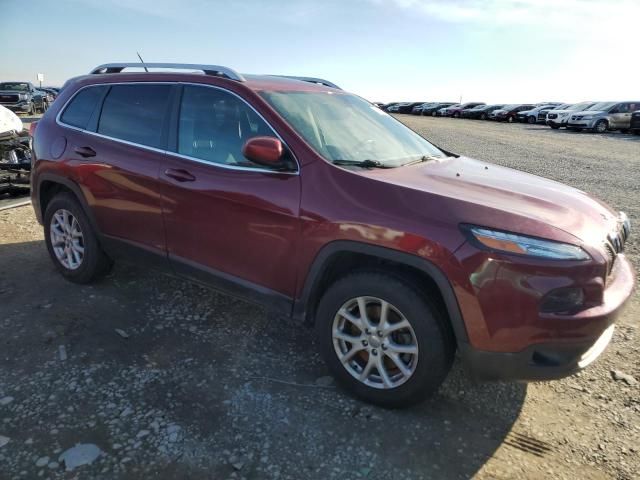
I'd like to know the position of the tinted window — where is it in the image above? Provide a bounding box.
[60,86,106,129]
[98,85,171,149]
[178,86,276,168]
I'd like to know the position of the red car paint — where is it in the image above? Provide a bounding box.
[31,71,634,380]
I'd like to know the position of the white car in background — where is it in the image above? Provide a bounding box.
[545,101,596,129]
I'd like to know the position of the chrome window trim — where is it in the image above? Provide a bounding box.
[55,81,300,176]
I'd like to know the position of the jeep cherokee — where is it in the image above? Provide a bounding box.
[31,63,635,407]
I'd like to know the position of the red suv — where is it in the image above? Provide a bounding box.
[31,63,634,407]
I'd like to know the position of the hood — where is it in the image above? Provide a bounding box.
[575,110,605,116]
[362,156,618,248]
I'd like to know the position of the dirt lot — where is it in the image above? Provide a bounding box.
[0,117,638,479]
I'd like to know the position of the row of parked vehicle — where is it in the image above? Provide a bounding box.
[0,82,60,116]
[378,101,640,134]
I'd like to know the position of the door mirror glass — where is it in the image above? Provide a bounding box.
[242,136,284,167]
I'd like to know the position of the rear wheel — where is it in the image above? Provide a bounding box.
[315,271,454,408]
[527,116,536,124]
[44,193,112,283]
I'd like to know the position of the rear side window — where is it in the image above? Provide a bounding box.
[98,85,171,149]
[60,86,106,129]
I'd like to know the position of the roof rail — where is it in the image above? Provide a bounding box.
[90,63,245,82]
[271,75,341,90]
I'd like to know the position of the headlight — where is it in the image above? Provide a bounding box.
[581,115,594,120]
[18,93,28,100]
[466,226,590,260]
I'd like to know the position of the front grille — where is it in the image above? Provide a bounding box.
[604,217,630,277]
[548,113,558,119]
[0,94,20,103]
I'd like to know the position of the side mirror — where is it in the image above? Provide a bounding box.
[242,136,284,168]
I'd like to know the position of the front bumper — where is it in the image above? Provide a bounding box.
[459,254,634,381]
[0,102,30,112]
[568,120,597,129]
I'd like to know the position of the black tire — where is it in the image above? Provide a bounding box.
[593,120,608,133]
[480,113,487,120]
[453,112,460,118]
[44,192,112,283]
[619,129,629,134]
[315,271,454,408]
[507,116,514,123]
[431,111,437,117]
[550,124,560,129]
[28,103,34,115]
[527,116,536,124]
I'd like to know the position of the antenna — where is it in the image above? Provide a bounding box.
[136,52,148,72]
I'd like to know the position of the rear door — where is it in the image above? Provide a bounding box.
[58,83,173,255]
[160,84,301,310]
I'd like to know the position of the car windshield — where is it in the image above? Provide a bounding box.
[0,82,29,92]
[587,102,616,111]
[568,102,595,111]
[261,91,446,166]
[501,104,518,110]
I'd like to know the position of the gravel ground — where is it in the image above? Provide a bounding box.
[0,118,638,479]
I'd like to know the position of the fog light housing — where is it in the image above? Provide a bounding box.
[540,287,585,314]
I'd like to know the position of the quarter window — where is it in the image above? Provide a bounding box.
[98,85,171,149]
[177,86,276,168]
[60,86,106,130]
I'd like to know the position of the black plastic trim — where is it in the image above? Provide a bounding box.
[293,240,469,344]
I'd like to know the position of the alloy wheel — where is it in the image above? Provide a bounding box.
[332,296,418,389]
[50,209,85,270]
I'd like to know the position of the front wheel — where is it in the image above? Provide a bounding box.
[315,272,454,408]
[527,116,536,124]
[593,120,608,133]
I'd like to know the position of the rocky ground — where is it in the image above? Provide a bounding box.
[0,118,637,479]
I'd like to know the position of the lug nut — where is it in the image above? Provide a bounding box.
[377,330,383,337]
[372,349,378,356]
[365,328,371,335]
[362,340,368,346]
[381,344,387,350]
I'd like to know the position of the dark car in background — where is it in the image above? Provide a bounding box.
[0,82,40,115]
[422,102,456,116]
[389,102,427,114]
[411,102,432,115]
[631,111,640,135]
[446,102,485,118]
[461,104,504,120]
[32,62,634,408]
[491,104,535,122]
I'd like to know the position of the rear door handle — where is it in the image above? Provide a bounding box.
[74,146,96,158]
[164,168,196,182]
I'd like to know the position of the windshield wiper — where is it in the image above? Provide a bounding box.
[332,159,392,169]
[402,155,441,166]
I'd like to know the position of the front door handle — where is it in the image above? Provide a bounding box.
[74,146,96,158]
[164,168,196,182]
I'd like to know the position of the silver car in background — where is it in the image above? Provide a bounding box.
[567,101,640,133]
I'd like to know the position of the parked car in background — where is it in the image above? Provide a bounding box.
[567,101,640,133]
[446,102,485,118]
[461,104,504,120]
[411,102,432,115]
[545,102,596,129]
[0,82,39,115]
[32,62,634,408]
[491,104,535,122]
[390,102,427,114]
[381,102,400,112]
[631,111,640,135]
[517,104,562,124]
[422,102,456,116]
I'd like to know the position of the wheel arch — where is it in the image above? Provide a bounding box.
[294,241,469,346]
[36,173,101,235]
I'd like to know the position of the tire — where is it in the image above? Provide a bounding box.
[28,103,34,115]
[431,111,437,117]
[480,113,487,120]
[593,120,608,133]
[315,271,454,408]
[44,192,112,284]
[550,124,560,129]
[527,116,536,124]
[619,129,629,134]
[453,112,460,118]
[507,116,514,123]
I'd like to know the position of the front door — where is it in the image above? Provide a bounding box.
[160,85,301,311]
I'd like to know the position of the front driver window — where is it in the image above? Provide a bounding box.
[178,86,276,168]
